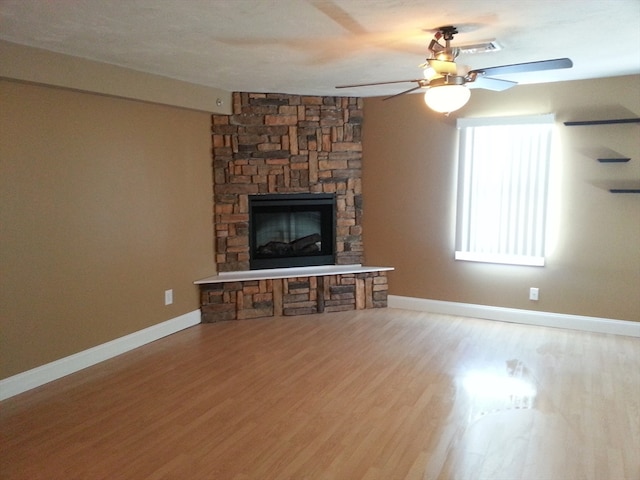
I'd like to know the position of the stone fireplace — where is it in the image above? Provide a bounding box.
[211,92,364,272]
[197,92,391,322]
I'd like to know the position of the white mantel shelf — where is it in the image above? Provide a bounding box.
[194,264,394,285]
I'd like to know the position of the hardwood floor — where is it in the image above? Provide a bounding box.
[1,308,638,479]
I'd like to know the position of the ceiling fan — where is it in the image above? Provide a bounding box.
[336,26,573,113]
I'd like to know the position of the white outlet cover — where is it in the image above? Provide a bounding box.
[164,289,173,305]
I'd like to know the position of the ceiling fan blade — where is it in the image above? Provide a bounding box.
[467,76,517,91]
[383,85,424,101]
[469,58,573,77]
[336,79,422,89]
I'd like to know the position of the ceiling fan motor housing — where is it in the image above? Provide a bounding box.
[429,75,466,87]
[430,26,460,62]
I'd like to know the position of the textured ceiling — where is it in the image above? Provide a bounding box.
[1,0,639,98]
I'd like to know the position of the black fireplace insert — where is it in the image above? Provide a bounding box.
[249,193,336,269]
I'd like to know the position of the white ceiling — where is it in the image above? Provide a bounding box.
[1,0,639,98]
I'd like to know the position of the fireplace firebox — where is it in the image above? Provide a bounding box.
[249,193,336,270]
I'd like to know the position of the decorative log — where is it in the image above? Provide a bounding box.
[256,241,291,256]
[257,233,321,257]
[290,233,321,253]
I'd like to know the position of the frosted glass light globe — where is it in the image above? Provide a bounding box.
[424,84,471,113]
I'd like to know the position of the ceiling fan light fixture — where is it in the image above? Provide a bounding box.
[335,25,572,112]
[423,65,436,79]
[424,84,470,113]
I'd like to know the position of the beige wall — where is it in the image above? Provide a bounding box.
[0,79,216,378]
[0,40,233,114]
[362,75,640,322]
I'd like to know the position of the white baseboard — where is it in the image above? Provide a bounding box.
[0,310,201,401]
[388,295,640,338]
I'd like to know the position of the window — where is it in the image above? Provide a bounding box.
[455,114,555,266]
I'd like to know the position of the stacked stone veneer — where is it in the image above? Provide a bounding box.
[212,92,364,272]
[200,272,388,322]
[203,92,389,322]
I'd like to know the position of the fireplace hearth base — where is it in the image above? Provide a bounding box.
[196,265,393,322]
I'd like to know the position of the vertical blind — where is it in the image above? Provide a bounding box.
[455,115,554,266]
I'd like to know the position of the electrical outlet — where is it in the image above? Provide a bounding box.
[529,287,539,301]
[164,289,173,305]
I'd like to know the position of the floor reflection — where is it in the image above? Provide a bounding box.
[430,358,584,480]
[461,359,537,423]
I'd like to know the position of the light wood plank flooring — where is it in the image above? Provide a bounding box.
[1,308,639,479]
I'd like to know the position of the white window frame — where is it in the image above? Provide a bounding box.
[455,114,555,267]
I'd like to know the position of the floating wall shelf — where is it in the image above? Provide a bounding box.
[598,158,631,163]
[564,117,639,193]
[609,188,640,194]
[563,118,640,126]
